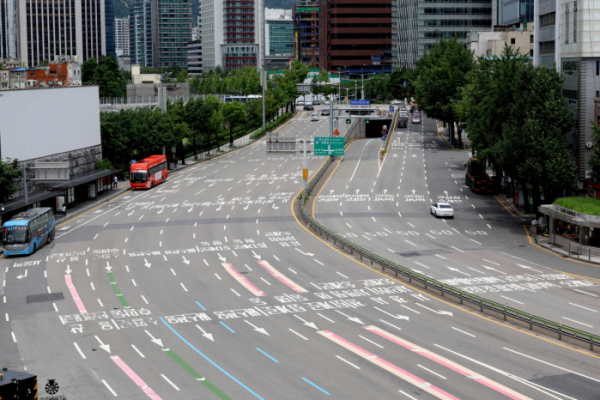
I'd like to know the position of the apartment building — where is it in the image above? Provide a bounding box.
[115,17,130,56]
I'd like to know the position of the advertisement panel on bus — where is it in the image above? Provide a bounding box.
[130,155,168,190]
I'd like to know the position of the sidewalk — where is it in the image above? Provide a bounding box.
[436,122,471,153]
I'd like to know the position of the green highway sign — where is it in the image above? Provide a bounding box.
[346,118,352,124]
[314,137,345,156]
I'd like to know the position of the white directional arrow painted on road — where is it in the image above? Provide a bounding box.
[182,256,190,265]
[295,248,315,257]
[415,303,453,316]
[188,207,194,213]
[157,209,163,214]
[65,265,73,275]
[356,189,360,194]
[335,310,364,325]
[95,335,111,353]
[272,203,279,210]
[444,191,448,195]
[244,320,269,335]
[330,189,335,194]
[195,324,214,341]
[216,205,222,211]
[105,262,113,272]
[447,266,470,276]
[383,189,388,194]
[411,154,417,158]
[244,204,250,210]
[145,330,164,347]
[16,269,28,279]
[374,306,410,320]
[128,210,135,216]
[411,189,416,195]
[517,264,542,273]
[294,315,318,329]
[252,251,261,260]
[217,253,227,263]
[143,259,151,268]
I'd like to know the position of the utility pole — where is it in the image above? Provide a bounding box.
[329,95,333,137]
[303,138,308,197]
[22,163,28,207]
[261,70,266,130]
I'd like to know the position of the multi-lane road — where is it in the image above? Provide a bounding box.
[1,109,600,399]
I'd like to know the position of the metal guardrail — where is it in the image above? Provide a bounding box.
[300,156,600,352]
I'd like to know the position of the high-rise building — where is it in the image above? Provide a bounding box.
[200,0,263,70]
[130,0,154,67]
[105,0,116,56]
[534,0,600,184]
[318,0,392,74]
[15,0,107,67]
[0,0,18,59]
[115,17,130,56]
[393,0,492,68]
[265,8,293,56]
[155,0,192,68]
[192,26,200,41]
[294,1,319,67]
[500,0,533,26]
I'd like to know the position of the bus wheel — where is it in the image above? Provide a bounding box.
[47,230,52,243]
[33,244,37,254]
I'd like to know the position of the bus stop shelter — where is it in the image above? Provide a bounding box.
[539,203,600,254]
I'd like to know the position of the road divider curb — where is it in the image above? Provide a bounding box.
[298,155,600,353]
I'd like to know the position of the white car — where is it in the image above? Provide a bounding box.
[311,112,319,121]
[430,202,454,218]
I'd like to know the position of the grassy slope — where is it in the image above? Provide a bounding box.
[554,197,600,216]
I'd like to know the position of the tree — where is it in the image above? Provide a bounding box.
[222,101,247,146]
[0,62,5,70]
[82,56,126,97]
[589,123,600,182]
[414,38,474,147]
[495,64,576,213]
[0,158,21,202]
[458,45,530,189]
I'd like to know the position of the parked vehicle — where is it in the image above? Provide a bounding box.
[430,203,454,218]
[465,158,493,194]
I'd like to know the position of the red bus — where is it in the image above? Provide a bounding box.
[130,155,168,189]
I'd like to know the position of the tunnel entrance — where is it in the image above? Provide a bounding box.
[365,118,393,138]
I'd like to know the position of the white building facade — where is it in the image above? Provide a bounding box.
[115,17,130,56]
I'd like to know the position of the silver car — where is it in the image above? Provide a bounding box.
[430,202,454,218]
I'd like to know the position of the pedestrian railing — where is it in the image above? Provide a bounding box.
[299,155,600,352]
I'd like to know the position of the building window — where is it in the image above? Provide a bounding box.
[511,38,516,44]
[530,49,534,56]
[597,60,599,75]
[540,12,555,27]
[530,35,534,43]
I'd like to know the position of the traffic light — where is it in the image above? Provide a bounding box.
[346,118,351,124]
[365,119,370,124]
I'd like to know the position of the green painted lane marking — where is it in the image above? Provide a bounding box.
[106,271,130,309]
[163,348,231,400]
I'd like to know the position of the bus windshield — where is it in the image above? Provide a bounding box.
[131,172,147,183]
[4,227,28,244]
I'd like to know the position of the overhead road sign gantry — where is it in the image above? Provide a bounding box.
[314,137,345,156]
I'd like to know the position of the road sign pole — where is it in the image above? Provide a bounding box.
[303,138,308,197]
[329,98,333,137]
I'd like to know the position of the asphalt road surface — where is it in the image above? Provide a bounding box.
[1,109,600,400]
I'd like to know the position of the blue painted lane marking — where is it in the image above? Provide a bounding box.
[196,301,206,310]
[256,348,279,363]
[302,377,330,395]
[160,317,264,400]
[220,321,236,333]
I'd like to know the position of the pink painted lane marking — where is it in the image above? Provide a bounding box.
[111,355,163,400]
[257,260,307,293]
[222,263,266,297]
[318,330,459,400]
[65,275,87,314]
[364,326,533,400]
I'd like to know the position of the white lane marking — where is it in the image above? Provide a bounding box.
[418,364,446,379]
[231,288,241,297]
[470,239,482,245]
[501,295,524,304]
[467,267,484,274]
[500,252,548,268]
[131,344,145,358]
[260,277,271,285]
[399,390,418,400]
[318,313,335,323]
[362,235,372,241]
[215,273,221,280]
[562,317,593,327]
[102,380,118,397]
[372,217,377,222]
[337,355,361,369]
[273,255,280,261]
[141,295,149,304]
[414,262,430,269]
[181,283,188,292]
[405,240,417,247]
[346,223,352,228]
[451,327,475,337]
[425,233,436,239]
[434,254,447,260]
[569,302,597,312]
[314,259,324,266]
[503,347,600,383]
[74,342,86,359]
[450,246,464,253]
[289,329,308,340]
[53,303,59,312]
[379,319,402,331]
[487,224,492,229]
[407,222,415,228]
[483,259,500,265]
[336,272,348,278]
[358,335,384,348]
[574,289,598,297]
[161,374,180,391]
[479,214,484,219]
